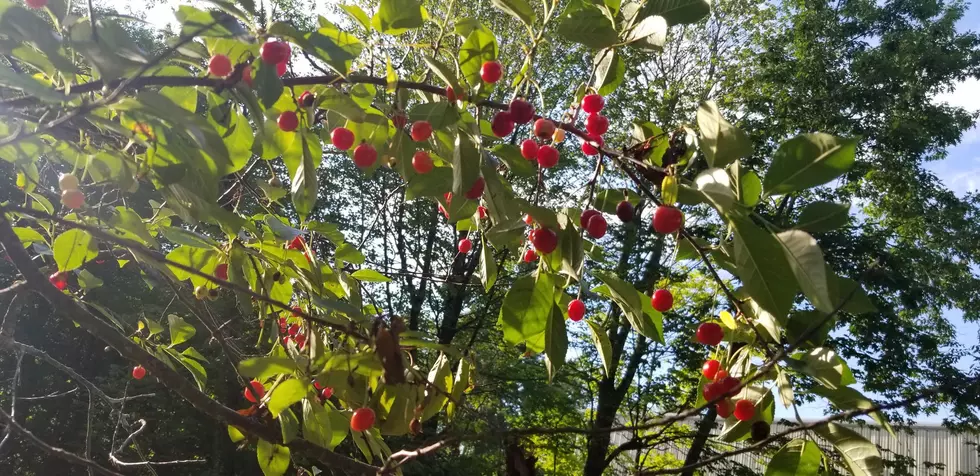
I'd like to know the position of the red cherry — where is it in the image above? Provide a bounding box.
[523,248,537,263]
[651,289,673,312]
[25,0,47,9]
[241,65,254,87]
[244,380,265,403]
[291,306,302,317]
[320,387,333,399]
[653,206,683,234]
[208,54,232,77]
[582,135,604,156]
[537,145,559,168]
[580,209,600,228]
[294,334,306,349]
[132,365,146,380]
[350,407,376,431]
[714,369,730,382]
[277,111,299,132]
[531,228,558,254]
[696,322,724,346]
[734,400,755,421]
[524,248,538,263]
[491,111,515,138]
[581,94,605,114]
[260,41,289,65]
[49,271,67,290]
[446,86,457,102]
[392,112,407,129]
[586,113,609,136]
[287,235,305,250]
[313,381,323,390]
[616,201,635,223]
[478,206,488,219]
[586,214,607,239]
[533,119,556,139]
[508,98,535,124]
[702,360,721,380]
[702,382,722,402]
[480,61,502,83]
[718,376,741,396]
[331,127,354,150]
[520,139,539,160]
[410,121,433,141]
[276,60,287,77]
[465,177,485,200]
[567,299,586,322]
[412,151,433,174]
[523,214,534,225]
[458,238,473,254]
[215,263,229,281]
[353,143,378,168]
[716,399,733,418]
[299,90,314,107]
[287,324,300,337]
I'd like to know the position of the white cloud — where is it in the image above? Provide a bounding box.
[936,78,980,112]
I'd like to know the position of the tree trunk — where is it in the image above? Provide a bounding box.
[584,377,619,475]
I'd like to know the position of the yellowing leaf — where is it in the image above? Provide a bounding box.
[661,175,678,205]
[719,310,737,330]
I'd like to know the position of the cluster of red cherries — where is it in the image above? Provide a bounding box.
[697,326,757,422]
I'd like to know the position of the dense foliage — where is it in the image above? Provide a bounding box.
[0,0,977,475]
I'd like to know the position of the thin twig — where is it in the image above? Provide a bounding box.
[0,407,125,476]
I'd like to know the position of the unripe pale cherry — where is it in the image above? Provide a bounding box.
[537,145,559,168]
[582,94,605,114]
[410,121,433,141]
[521,139,539,160]
[480,61,502,83]
[412,151,433,174]
[208,54,232,77]
[458,238,473,254]
[351,407,376,431]
[651,289,673,312]
[61,189,84,209]
[331,127,354,150]
[59,173,79,191]
[567,299,586,322]
[696,322,724,346]
[353,143,378,168]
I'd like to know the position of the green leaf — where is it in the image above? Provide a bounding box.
[53,229,98,272]
[256,439,290,476]
[641,0,711,25]
[351,269,390,282]
[797,201,850,233]
[161,227,219,248]
[557,6,619,49]
[829,275,877,314]
[718,387,775,441]
[479,237,497,292]
[813,423,884,476]
[302,398,334,448]
[408,102,460,129]
[593,48,625,96]
[451,130,482,203]
[491,0,536,27]
[317,88,366,122]
[498,274,557,353]
[763,133,858,196]
[371,0,424,35]
[110,207,157,247]
[181,347,209,363]
[166,246,218,287]
[421,354,453,421]
[291,134,319,219]
[623,15,667,49]
[776,369,794,409]
[459,29,498,87]
[267,379,307,418]
[788,347,856,390]
[335,243,365,265]
[255,61,284,108]
[587,320,614,378]
[591,270,662,341]
[740,171,762,206]
[730,216,799,320]
[812,386,894,435]
[695,167,736,213]
[766,439,823,476]
[76,269,103,289]
[421,55,463,96]
[593,188,641,215]
[279,408,299,444]
[406,167,453,199]
[0,62,67,102]
[446,359,470,422]
[775,230,834,313]
[12,227,45,248]
[176,354,208,390]
[228,425,245,443]
[339,4,372,33]
[697,101,752,168]
[167,314,196,347]
[544,305,568,382]
[491,144,536,178]
[238,357,299,380]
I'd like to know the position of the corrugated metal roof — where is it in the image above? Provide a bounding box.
[609,418,980,475]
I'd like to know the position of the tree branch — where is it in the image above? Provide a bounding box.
[0,407,125,476]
